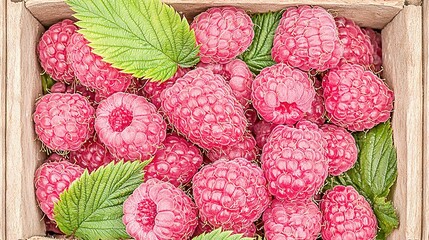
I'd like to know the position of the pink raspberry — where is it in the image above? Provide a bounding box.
[252,63,315,125]
[262,121,328,201]
[35,160,84,220]
[69,136,116,172]
[335,17,374,67]
[321,185,377,240]
[191,7,254,64]
[144,134,203,187]
[322,63,394,131]
[161,68,247,150]
[38,19,77,83]
[197,59,253,108]
[252,120,278,148]
[34,93,95,152]
[193,158,271,235]
[95,92,167,161]
[362,27,382,72]
[67,32,132,97]
[321,124,358,176]
[50,82,96,105]
[45,153,68,162]
[206,132,257,162]
[272,6,343,71]
[263,200,322,240]
[303,78,325,125]
[123,179,198,240]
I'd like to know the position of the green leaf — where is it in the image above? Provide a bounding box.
[54,160,150,240]
[192,228,254,240]
[239,11,282,74]
[373,197,399,238]
[66,0,199,81]
[41,73,56,95]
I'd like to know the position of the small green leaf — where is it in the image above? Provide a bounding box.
[373,197,399,238]
[192,228,254,240]
[66,0,199,81]
[41,73,56,95]
[239,11,282,74]
[54,160,150,240]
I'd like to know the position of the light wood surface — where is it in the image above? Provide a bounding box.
[406,0,422,5]
[6,1,46,239]
[382,5,423,240]
[423,1,429,239]
[0,0,6,239]
[25,0,404,29]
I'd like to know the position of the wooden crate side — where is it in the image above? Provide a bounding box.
[6,1,46,239]
[25,0,404,29]
[0,0,6,239]
[382,5,423,240]
[423,0,429,239]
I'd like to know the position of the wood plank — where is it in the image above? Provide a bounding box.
[0,0,6,239]
[381,5,423,240]
[25,0,404,29]
[6,1,46,239]
[406,0,422,5]
[423,1,429,239]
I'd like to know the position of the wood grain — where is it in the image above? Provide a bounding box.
[25,0,404,29]
[6,1,46,239]
[0,0,6,239]
[382,5,423,240]
[423,1,429,239]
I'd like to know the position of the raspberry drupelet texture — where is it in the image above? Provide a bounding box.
[262,121,328,201]
[38,19,78,83]
[35,160,84,220]
[192,158,271,236]
[191,7,254,64]
[322,63,394,131]
[50,81,96,105]
[206,132,258,162]
[144,134,203,187]
[272,6,343,72]
[252,63,315,125]
[95,92,167,161]
[34,93,95,152]
[161,68,248,150]
[67,32,132,97]
[263,200,322,240]
[362,27,383,72]
[252,120,278,148]
[303,78,326,125]
[69,136,116,172]
[321,185,378,240]
[122,179,198,240]
[321,124,358,176]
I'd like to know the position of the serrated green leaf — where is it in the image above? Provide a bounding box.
[41,73,56,95]
[239,11,282,74]
[66,0,199,81]
[373,197,399,238]
[192,228,254,240]
[54,160,150,240]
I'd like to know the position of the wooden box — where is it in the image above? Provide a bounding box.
[5,0,423,239]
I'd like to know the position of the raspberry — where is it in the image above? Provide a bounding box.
[362,27,382,72]
[38,19,77,83]
[272,6,343,71]
[321,185,377,240]
[263,200,322,240]
[123,179,198,240]
[193,158,271,234]
[191,7,254,64]
[95,92,167,161]
[144,134,203,187]
[262,121,328,200]
[67,32,132,97]
[206,132,257,162]
[50,82,96,105]
[252,63,315,125]
[245,107,258,131]
[335,17,374,67]
[322,63,394,131]
[321,124,358,176]
[35,160,84,220]
[34,93,95,152]
[69,136,116,172]
[197,59,253,108]
[161,68,247,150]
[252,120,278,148]
[303,78,325,125]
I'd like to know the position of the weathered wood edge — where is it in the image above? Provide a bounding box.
[422,0,429,239]
[0,0,6,239]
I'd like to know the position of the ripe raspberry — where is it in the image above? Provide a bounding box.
[191,7,254,64]
[197,59,253,108]
[252,63,315,125]
[95,92,166,161]
[253,120,278,148]
[321,185,377,240]
[262,121,328,201]
[362,28,382,72]
[161,68,247,150]
[321,124,358,176]
[50,82,96,105]
[272,6,343,71]
[35,160,84,220]
[34,93,95,152]
[303,78,325,125]
[263,200,322,240]
[193,158,271,234]
[335,17,374,67]
[123,179,198,240]
[322,63,394,131]
[69,136,116,172]
[206,132,257,162]
[67,32,132,97]
[38,19,77,83]
[45,153,68,162]
[144,134,203,187]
